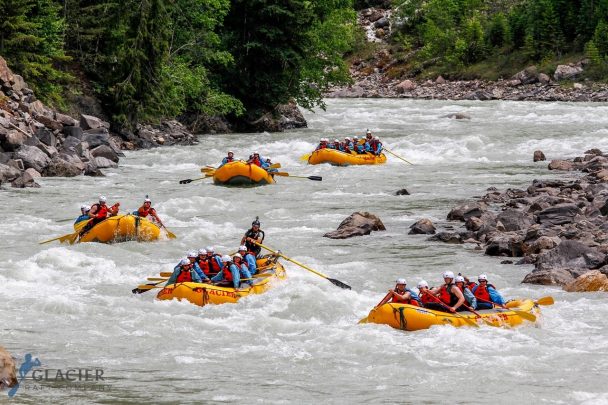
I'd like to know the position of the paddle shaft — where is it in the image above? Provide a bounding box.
[273,172,322,181]
[384,147,413,165]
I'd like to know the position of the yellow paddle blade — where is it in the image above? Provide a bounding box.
[536,296,554,306]
[135,284,162,291]
[358,316,369,324]
[159,272,173,277]
[147,277,168,281]
[163,228,177,239]
[512,310,537,322]
[299,153,311,161]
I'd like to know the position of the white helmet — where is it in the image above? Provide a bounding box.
[228,150,234,154]
[345,137,351,141]
[238,245,247,252]
[455,276,465,283]
[99,195,107,203]
[187,251,197,258]
[334,139,340,143]
[253,151,259,155]
[221,255,231,263]
[180,258,190,266]
[366,129,372,134]
[353,136,358,139]
[395,278,407,285]
[198,249,207,255]
[478,274,488,281]
[374,136,380,140]
[80,204,87,210]
[144,197,151,203]
[443,271,455,279]
[233,253,242,259]
[417,280,429,289]
[206,246,214,253]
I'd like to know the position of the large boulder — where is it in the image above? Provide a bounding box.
[44,156,84,177]
[0,130,27,151]
[548,160,574,171]
[90,145,119,163]
[554,64,583,81]
[408,218,436,235]
[447,202,487,221]
[563,270,608,292]
[537,204,582,226]
[0,56,14,84]
[512,66,538,85]
[496,209,532,231]
[395,80,416,93]
[80,114,108,130]
[0,163,21,184]
[93,156,118,169]
[83,129,111,148]
[14,144,51,172]
[428,231,463,244]
[485,232,524,257]
[533,150,546,162]
[0,346,18,390]
[535,240,606,273]
[522,268,578,285]
[12,168,41,188]
[62,126,84,140]
[323,212,386,239]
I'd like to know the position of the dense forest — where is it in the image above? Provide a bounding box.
[388,0,608,79]
[0,0,356,129]
[1,0,608,131]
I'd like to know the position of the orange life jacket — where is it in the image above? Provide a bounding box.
[438,283,459,306]
[138,206,155,217]
[176,270,192,283]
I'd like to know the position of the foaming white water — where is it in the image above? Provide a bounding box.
[2,98,608,403]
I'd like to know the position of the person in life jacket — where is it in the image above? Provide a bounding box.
[211,255,241,288]
[238,245,257,275]
[220,151,235,167]
[316,139,328,150]
[417,280,436,307]
[80,196,119,235]
[429,271,467,313]
[352,136,364,154]
[134,197,164,226]
[472,274,505,309]
[261,158,278,173]
[233,253,253,286]
[343,137,352,153]
[165,258,203,286]
[75,205,91,224]
[247,152,263,167]
[371,136,383,155]
[187,250,209,282]
[455,276,477,309]
[460,274,477,291]
[197,249,212,279]
[388,278,421,306]
[205,246,223,276]
[241,217,264,257]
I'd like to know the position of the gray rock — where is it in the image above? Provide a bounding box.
[512,66,538,85]
[497,209,532,231]
[62,126,84,140]
[84,163,104,177]
[538,73,551,84]
[548,159,574,171]
[533,150,546,162]
[36,128,56,147]
[374,17,389,28]
[0,130,27,151]
[35,114,62,131]
[323,212,386,239]
[443,113,471,120]
[36,143,58,158]
[395,188,410,196]
[522,268,577,285]
[93,156,118,169]
[83,129,111,148]
[80,114,106,130]
[44,156,83,177]
[14,144,51,172]
[554,64,583,81]
[537,204,582,226]
[7,159,23,170]
[408,218,436,235]
[0,163,21,184]
[535,240,607,272]
[12,168,41,188]
[485,232,524,257]
[447,202,487,221]
[61,136,81,151]
[428,231,463,244]
[91,145,119,163]
[55,112,78,126]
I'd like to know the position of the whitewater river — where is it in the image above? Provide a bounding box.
[2,99,608,404]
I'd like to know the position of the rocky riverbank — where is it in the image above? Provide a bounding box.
[0,56,197,188]
[410,149,608,289]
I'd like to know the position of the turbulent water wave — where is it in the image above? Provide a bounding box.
[2,99,608,402]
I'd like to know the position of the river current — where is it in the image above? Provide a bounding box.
[2,99,608,404]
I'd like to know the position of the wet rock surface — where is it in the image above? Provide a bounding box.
[417,149,608,287]
[324,212,386,239]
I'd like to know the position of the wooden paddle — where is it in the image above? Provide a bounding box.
[254,241,351,289]
[272,172,322,181]
[384,147,414,165]
[358,291,392,324]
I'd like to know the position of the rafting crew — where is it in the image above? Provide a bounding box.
[204,246,224,276]
[134,196,164,226]
[241,217,264,257]
[165,258,203,285]
[316,138,329,150]
[238,245,257,275]
[211,255,241,288]
[79,196,120,235]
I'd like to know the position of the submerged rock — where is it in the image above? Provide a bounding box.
[408,218,436,235]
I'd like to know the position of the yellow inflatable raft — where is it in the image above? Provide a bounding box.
[308,149,387,166]
[74,214,161,243]
[213,161,275,186]
[156,256,286,306]
[363,299,540,331]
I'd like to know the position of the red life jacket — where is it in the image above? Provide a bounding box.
[222,264,233,282]
[226,156,234,162]
[438,283,459,306]
[198,259,211,276]
[176,270,192,283]
[250,157,261,166]
[92,204,108,219]
[473,284,496,302]
[208,255,222,273]
[391,289,420,306]
[467,281,477,290]
[138,206,155,217]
